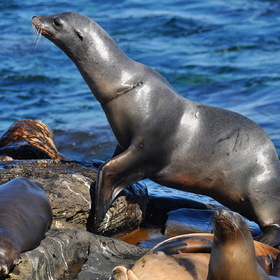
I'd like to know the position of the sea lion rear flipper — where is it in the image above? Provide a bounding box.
[153,235,213,255]
[255,227,280,247]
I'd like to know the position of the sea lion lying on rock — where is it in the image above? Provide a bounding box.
[0,177,52,275]
[111,211,280,280]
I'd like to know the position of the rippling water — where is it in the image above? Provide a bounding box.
[1,0,280,204]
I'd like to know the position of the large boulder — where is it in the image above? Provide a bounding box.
[9,228,148,280]
[0,159,148,234]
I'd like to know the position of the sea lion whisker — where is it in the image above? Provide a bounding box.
[32,25,42,47]
[231,217,251,246]
[35,30,42,47]
[236,227,248,246]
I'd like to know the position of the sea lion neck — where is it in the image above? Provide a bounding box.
[69,20,141,104]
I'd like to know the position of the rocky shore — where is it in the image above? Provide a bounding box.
[0,120,261,279]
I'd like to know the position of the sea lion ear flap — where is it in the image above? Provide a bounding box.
[76,30,84,41]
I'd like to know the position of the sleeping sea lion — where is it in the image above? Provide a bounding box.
[0,177,52,275]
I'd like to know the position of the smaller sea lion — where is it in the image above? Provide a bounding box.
[0,119,68,160]
[111,230,279,280]
[208,210,280,280]
[0,177,52,276]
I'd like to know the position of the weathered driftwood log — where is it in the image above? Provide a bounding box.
[0,119,67,160]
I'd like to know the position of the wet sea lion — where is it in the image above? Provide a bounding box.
[111,229,279,280]
[0,119,67,160]
[208,210,280,280]
[32,12,280,245]
[0,177,52,275]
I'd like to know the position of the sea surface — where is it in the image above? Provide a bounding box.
[1,0,280,205]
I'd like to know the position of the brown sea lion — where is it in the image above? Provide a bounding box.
[0,177,52,275]
[0,119,68,160]
[208,210,280,280]
[32,12,280,245]
[111,230,279,280]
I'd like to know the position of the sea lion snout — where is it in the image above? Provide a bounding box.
[0,265,8,276]
[214,209,243,224]
[32,16,55,40]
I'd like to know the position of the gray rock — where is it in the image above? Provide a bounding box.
[0,159,148,234]
[8,228,147,280]
[0,160,94,230]
[165,208,262,237]
[144,194,210,227]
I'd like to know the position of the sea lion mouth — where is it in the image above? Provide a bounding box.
[215,217,233,229]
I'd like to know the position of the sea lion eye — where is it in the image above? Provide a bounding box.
[53,17,62,27]
[76,31,84,41]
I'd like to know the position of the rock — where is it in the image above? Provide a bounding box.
[0,159,148,235]
[0,159,94,230]
[164,208,262,237]
[7,228,147,280]
[75,231,148,280]
[0,120,149,279]
[144,194,211,227]
[0,120,149,235]
[164,208,215,236]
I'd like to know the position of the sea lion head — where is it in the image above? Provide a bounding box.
[0,231,21,276]
[212,210,251,244]
[32,12,130,103]
[208,210,271,280]
[32,12,93,59]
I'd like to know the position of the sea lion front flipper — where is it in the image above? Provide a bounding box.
[92,142,150,232]
[111,266,139,280]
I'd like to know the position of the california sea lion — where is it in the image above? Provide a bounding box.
[112,234,213,280]
[32,12,280,245]
[208,210,280,280]
[111,230,279,280]
[0,177,52,275]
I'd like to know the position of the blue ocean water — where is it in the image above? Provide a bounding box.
[1,0,280,203]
